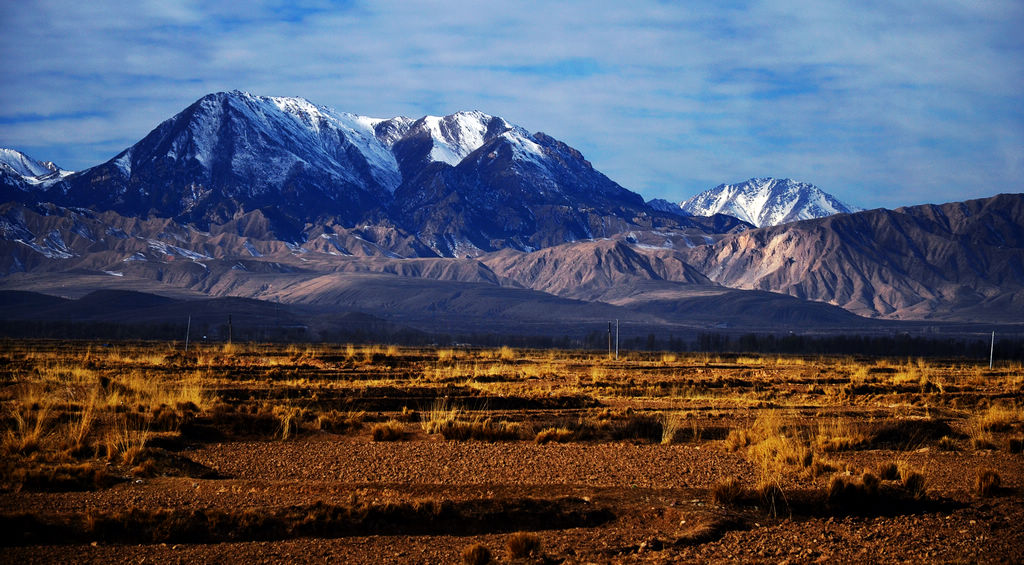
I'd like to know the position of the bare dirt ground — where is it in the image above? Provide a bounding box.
[1,341,1022,563]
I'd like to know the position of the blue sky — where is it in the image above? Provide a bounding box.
[1,0,1021,208]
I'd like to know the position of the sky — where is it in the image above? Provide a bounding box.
[1,1,1022,209]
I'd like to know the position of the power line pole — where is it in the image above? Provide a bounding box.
[990,331,995,369]
[228,314,233,344]
[615,319,619,360]
[185,315,191,353]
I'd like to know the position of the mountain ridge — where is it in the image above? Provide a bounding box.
[16,91,694,256]
[680,177,860,227]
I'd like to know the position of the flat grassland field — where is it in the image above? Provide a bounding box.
[1,341,1022,563]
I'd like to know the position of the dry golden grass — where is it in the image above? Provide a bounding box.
[506,532,542,559]
[3,339,1022,503]
[815,418,870,452]
[534,427,574,444]
[370,420,406,441]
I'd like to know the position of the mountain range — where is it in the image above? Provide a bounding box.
[1,91,1022,337]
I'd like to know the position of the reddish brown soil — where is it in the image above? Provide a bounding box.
[2,343,1023,563]
[3,433,1022,563]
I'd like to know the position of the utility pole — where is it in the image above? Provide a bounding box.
[185,315,191,352]
[228,314,233,344]
[615,319,619,360]
[990,331,995,369]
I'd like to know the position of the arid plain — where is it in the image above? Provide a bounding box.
[1,341,1022,563]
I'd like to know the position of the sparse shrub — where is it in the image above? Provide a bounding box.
[815,419,869,451]
[101,416,150,466]
[461,543,492,565]
[659,411,701,444]
[506,532,541,559]
[62,390,97,454]
[710,477,745,506]
[4,400,52,455]
[272,405,303,440]
[876,461,900,481]
[936,435,959,451]
[437,349,456,362]
[972,436,997,450]
[975,469,1001,497]
[534,427,574,444]
[899,465,927,499]
[724,429,751,451]
[973,403,1023,432]
[316,410,365,433]
[827,472,879,507]
[370,420,405,442]
[431,417,522,442]
[498,346,516,361]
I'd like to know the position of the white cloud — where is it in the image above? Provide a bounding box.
[0,0,1021,208]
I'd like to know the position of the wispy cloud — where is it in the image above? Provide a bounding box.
[1,0,1021,208]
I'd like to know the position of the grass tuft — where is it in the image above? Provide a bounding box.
[975,469,1001,497]
[370,420,406,442]
[506,531,542,559]
[709,477,745,506]
[534,427,574,444]
[461,543,492,565]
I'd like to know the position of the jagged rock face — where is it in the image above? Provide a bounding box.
[22,91,657,255]
[680,177,860,227]
[677,194,1024,321]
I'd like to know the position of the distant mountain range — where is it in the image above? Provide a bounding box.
[1,91,1022,334]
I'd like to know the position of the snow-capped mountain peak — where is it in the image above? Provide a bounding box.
[0,148,71,178]
[680,177,860,227]
[24,91,649,256]
[0,148,74,189]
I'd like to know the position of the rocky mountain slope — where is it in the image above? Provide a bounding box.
[3,193,1022,324]
[676,193,1024,321]
[15,91,708,256]
[680,177,860,227]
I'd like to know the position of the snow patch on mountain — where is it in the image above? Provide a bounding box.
[421,111,497,166]
[680,177,860,227]
[0,148,74,187]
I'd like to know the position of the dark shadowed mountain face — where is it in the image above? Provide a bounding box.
[21,91,684,256]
